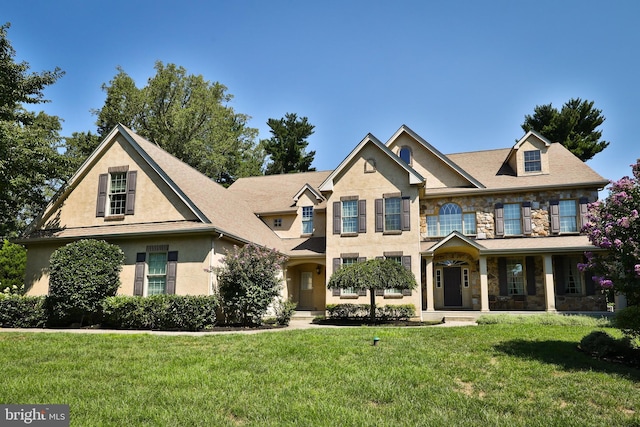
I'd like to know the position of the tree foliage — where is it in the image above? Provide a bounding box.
[47,239,124,326]
[327,258,417,323]
[581,159,640,307]
[262,113,315,175]
[0,239,26,294]
[521,98,609,161]
[0,23,68,237]
[63,131,102,175]
[216,243,288,326]
[93,62,264,185]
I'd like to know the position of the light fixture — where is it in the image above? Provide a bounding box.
[316,265,321,275]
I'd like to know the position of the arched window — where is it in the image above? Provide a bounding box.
[439,203,462,235]
[399,146,412,164]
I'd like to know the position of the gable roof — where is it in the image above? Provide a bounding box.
[318,133,425,192]
[26,124,282,249]
[386,125,485,189]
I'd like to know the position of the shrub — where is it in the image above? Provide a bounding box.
[47,239,125,326]
[326,304,416,321]
[217,243,288,326]
[613,305,640,338]
[579,330,638,363]
[477,313,611,327]
[0,294,47,328]
[0,239,27,294]
[102,295,219,331]
[377,304,416,321]
[272,298,298,326]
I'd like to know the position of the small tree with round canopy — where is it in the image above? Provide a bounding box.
[327,258,417,323]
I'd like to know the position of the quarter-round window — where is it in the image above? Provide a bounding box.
[399,147,411,164]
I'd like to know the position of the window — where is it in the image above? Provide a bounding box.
[554,255,584,295]
[273,218,282,228]
[425,204,476,237]
[147,252,167,295]
[435,269,442,288]
[384,256,403,295]
[524,150,541,172]
[302,207,313,234]
[96,168,137,218]
[300,271,313,291]
[399,146,412,164]
[559,200,577,232]
[342,200,358,233]
[341,257,358,295]
[463,268,470,288]
[507,258,524,295]
[503,203,522,235]
[384,198,401,231]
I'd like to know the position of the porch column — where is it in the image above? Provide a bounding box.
[543,254,556,312]
[479,255,490,312]
[425,257,435,311]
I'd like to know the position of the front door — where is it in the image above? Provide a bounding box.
[443,267,462,306]
[298,271,314,309]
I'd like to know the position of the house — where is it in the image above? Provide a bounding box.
[20,123,610,320]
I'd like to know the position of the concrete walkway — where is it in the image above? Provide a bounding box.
[0,318,476,336]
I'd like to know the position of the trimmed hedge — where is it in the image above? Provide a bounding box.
[326,303,415,321]
[0,294,47,328]
[102,295,219,331]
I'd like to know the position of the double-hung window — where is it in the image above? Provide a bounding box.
[342,200,358,233]
[341,257,358,295]
[384,198,401,231]
[109,172,127,215]
[96,167,137,218]
[147,252,168,295]
[503,203,522,235]
[302,206,314,234]
[333,198,366,235]
[134,248,178,296]
[384,256,402,295]
[507,258,524,295]
[524,150,542,172]
[559,200,578,232]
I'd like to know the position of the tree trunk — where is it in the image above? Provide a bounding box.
[369,288,376,324]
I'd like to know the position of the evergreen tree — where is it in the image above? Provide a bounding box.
[262,113,315,175]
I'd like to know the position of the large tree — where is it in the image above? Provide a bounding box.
[521,98,609,161]
[262,112,315,175]
[0,23,68,238]
[92,62,264,185]
[327,258,417,323]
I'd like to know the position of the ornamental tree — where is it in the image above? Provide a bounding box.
[217,243,288,326]
[327,258,417,323]
[581,159,640,306]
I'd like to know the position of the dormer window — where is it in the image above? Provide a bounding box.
[399,146,412,164]
[524,150,542,172]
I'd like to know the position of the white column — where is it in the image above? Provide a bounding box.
[543,254,556,312]
[479,256,490,312]
[425,257,435,312]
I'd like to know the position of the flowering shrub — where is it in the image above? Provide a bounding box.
[581,159,640,307]
[216,243,288,326]
[0,239,26,294]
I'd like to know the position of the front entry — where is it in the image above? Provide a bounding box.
[443,267,462,306]
[298,271,314,309]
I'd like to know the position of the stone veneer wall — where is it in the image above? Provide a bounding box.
[420,189,599,239]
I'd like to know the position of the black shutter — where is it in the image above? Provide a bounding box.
[584,270,596,295]
[550,200,560,234]
[375,199,383,232]
[332,258,341,296]
[498,257,508,296]
[333,202,341,234]
[125,170,137,215]
[495,203,504,237]
[358,199,367,233]
[402,197,411,231]
[554,255,566,295]
[96,173,108,217]
[526,256,536,296]
[579,197,589,230]
[166,251,178,295]
[522,202,532,235]
[133,252,146,296]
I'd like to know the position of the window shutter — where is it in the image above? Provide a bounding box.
[134,252,146,296]
[96,173,108,217]
[166,251,178,295]
[125,170,137,215]
[357,257,366,263]
[402,197,411,231]
[375,199,383,232]
[554,255,566,295]
[358,288,367,296]
[549,200,560,234]
[526,256,536,295]
[522,202,532,235]
[498,257,508,296]
[495,203,504,237]
[375,288,384,296]
[578,197,589,230]
[584,268,596,296]
[358,199,367,233]
[331,258,341,296]
[333,202,341,234]
[402,256,412,295]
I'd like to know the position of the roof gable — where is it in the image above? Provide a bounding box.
[293,183,324,204]
[319,133,424,192]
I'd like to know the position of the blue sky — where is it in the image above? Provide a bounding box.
[4,0,639,187]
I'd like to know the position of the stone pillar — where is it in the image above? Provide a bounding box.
[425,257,435,312]
[543,254,556,312]
[479,255,490,312]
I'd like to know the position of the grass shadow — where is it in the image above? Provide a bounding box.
[494,339,640,381]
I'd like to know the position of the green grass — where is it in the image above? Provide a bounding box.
[1,325,638,426]
[477,312,612,327]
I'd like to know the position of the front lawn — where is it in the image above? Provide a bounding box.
[1,325,638,426]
